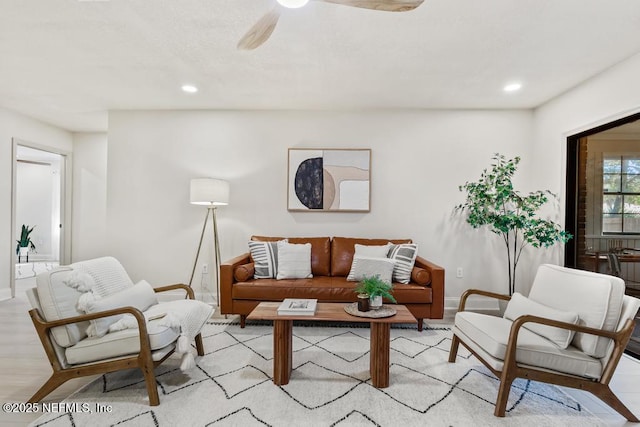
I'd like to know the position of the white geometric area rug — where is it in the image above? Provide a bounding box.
[31,322,602,427]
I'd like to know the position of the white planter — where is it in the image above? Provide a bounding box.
[369,295,383,310]
[18,247,29,257]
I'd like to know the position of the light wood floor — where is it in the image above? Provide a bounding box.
[2,278,640,426]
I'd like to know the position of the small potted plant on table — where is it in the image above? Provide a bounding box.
[355,275,396,311]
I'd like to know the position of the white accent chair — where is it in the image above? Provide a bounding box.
[449,264,640,421]
[27,257,212,406]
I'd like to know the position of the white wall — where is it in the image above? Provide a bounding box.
[105,109,533,305]
[72,133,108,262]
[0,108,72,299]
[531,52,640,283]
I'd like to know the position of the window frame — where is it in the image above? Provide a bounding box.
[602,154,640,235]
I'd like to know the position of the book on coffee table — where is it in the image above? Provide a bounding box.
[277,299,318,316]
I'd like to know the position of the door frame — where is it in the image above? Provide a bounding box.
[564,111,640,268]
[10,138,72,298]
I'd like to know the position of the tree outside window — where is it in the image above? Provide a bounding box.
[603,155,640,234]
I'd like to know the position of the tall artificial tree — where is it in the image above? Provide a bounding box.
[456,154,572,295]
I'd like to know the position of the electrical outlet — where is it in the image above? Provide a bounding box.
[456,267,463,278]
[202,264,208,274]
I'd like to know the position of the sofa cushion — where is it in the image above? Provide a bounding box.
[411,267,431,285]
[232,276,432,304]
[249,240,283,279]
[455,311,602,379]
[528,264,625,358]
[331,237,412,277]
[388,243,419,284]
[83,280,159,338]
[234,263,255,282]
[503,292,579,348]
[347,256,395,283]
[252,236,331,276]
[276,241,313,279]
[354,243,392,258]
[36,267,89,348]
[65,319,179,365]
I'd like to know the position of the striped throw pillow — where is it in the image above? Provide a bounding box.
[248,240,286,279]
[387,243,418,284]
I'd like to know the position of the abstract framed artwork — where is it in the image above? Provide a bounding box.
[287,148,371,212]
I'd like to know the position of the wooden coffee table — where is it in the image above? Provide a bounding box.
[246,302,417,388]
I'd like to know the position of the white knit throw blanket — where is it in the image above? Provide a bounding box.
[109,300,214,370]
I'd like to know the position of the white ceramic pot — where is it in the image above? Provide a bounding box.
[369,295,383,310]
[19,246,29,257]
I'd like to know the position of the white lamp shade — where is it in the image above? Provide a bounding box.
[277,0,309,8]
[190,178,229,206]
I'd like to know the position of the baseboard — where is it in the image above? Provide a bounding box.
[0,288,12,302]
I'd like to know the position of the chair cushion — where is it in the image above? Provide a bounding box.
[36,267,89,348]
[70,256,134,297]
[454,311,602,379]
[528,264,625,358]
[65,319,179,365]
[503,292,579,348]
[83,280,159,338]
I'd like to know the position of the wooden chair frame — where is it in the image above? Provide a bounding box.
[448,289,639,421]
[28,284,205,406]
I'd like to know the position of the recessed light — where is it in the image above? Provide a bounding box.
[503,82,522,93]
[277,0,310,8]
[181,85,198,93]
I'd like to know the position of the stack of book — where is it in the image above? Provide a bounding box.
[277,298,318,316]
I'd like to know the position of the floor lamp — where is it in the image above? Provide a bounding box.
[189,178,229,305]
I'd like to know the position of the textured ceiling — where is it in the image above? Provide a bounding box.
[2,0,640,132]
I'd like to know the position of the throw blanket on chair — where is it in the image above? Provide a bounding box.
[110,300,214,371]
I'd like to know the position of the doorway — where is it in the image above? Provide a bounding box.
[10,139,71,298]
[565,111,640,357]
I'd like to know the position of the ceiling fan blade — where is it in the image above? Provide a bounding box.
[318,0,424,12]
[237,9,281,50]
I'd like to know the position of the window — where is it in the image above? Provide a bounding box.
[603,155,640,234]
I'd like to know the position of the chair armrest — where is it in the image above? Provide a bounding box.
[501,315,635,381]
[458,289,511,311]
[154,283,195,300]
[414,256,445,318]
[30,306,147,330]
[220,253,251,314]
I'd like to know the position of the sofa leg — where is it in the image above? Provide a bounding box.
[240,315,246,328]
[417,319,423,332]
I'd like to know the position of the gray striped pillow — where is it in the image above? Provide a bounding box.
[248,240,286,279]
[387,244,418,284]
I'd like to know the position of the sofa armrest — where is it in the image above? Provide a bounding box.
[220,253,251,314]
[414,256,445,318]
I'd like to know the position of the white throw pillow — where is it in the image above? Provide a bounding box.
[84,280,159,337]
[248,239,287,279]
[276,241,313,280]
[354,243,392,258]
[347,256,395,284]
[503,292,579,349]
[387,243,418,284]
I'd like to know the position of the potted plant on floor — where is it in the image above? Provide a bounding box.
[355,275,396,311]
[456,153,572,295]
[16,224,36,259]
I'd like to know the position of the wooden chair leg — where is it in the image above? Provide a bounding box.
[494,371,515,417]
[28,373,70,403]
[448,334,460,363]
[240,315,246,328]
[417,319,423,332]
[139,355,160,406]
[195,333,205,356]
[591,384,640,422]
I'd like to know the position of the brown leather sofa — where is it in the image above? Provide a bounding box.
[220,236,445,331]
